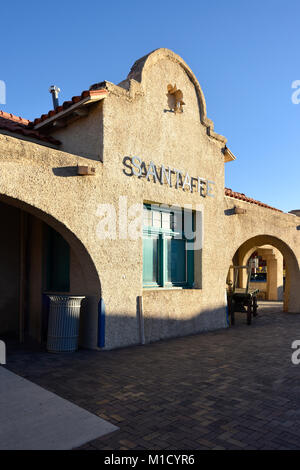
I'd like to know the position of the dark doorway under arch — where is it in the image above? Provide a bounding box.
[0,196,101,348]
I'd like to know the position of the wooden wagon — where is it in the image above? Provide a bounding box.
[227,265,259,325]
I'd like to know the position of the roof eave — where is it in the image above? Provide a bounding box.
[0,129,61,148]
[224,147,236,163]
[34,90,108,131]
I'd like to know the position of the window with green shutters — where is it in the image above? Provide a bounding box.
[143,204,194,288]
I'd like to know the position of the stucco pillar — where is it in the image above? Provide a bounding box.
[257,247,284,301]
[237,250,247,288]
[266,256,278,300]
[276,251,284,301]
[226,267,234,286]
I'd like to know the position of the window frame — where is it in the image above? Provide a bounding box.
[142,203,194,289]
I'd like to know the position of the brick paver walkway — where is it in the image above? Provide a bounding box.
[5,303,300,450]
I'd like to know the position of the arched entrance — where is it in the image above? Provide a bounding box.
[246,246,284,302]
[0,195,101,348]
[226,235,300,314]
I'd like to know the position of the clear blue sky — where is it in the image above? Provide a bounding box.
[1,0,299,212]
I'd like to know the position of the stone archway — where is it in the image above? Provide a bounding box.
[239,246,283,301]
[0,194,101,349]
[226,235,300,313]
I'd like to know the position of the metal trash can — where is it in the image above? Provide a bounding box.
[46,295,85,353]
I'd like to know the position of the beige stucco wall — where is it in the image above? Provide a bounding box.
[50,101,104,162]
[0,48,299,350]
[100,50,228,347]
[223,196,300,312]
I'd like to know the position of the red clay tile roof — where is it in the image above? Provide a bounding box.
[33,89,107,126]
[0,110,60,145]
[0,85,107,144]
[0,111,31,126]
[225,187,282,212]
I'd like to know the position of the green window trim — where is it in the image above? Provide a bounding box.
[142,204,195,289]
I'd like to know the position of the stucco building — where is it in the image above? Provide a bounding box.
[0,48,299,351]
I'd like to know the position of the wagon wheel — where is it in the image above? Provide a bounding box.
[253,296,258,317]
[247,301,252,325]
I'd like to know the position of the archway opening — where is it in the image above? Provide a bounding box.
[246,246,284,303]
[226,235,300,321]
[0,196,101,349]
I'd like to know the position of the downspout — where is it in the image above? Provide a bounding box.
[225,288,230,327]
[98,298,105,348]
[137,296,145,345]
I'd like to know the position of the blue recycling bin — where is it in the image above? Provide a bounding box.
[46,295,85,352]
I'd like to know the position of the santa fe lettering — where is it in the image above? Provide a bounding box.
[123,156,216,197]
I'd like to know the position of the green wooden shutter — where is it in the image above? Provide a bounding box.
[46,227,70,292]
[166,238,186,284]
[143,234,159,286]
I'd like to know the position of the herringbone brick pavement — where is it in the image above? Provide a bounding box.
[5,303,300,450]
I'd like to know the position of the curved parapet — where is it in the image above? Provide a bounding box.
[126,48,226,143]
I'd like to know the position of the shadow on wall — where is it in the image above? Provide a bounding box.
[103,303,228,350]
[224,208,236,216]
[52,167,78,177]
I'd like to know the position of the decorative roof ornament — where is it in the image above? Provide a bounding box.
[167,84,185,113]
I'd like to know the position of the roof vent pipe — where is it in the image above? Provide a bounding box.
[49,85,61,109]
